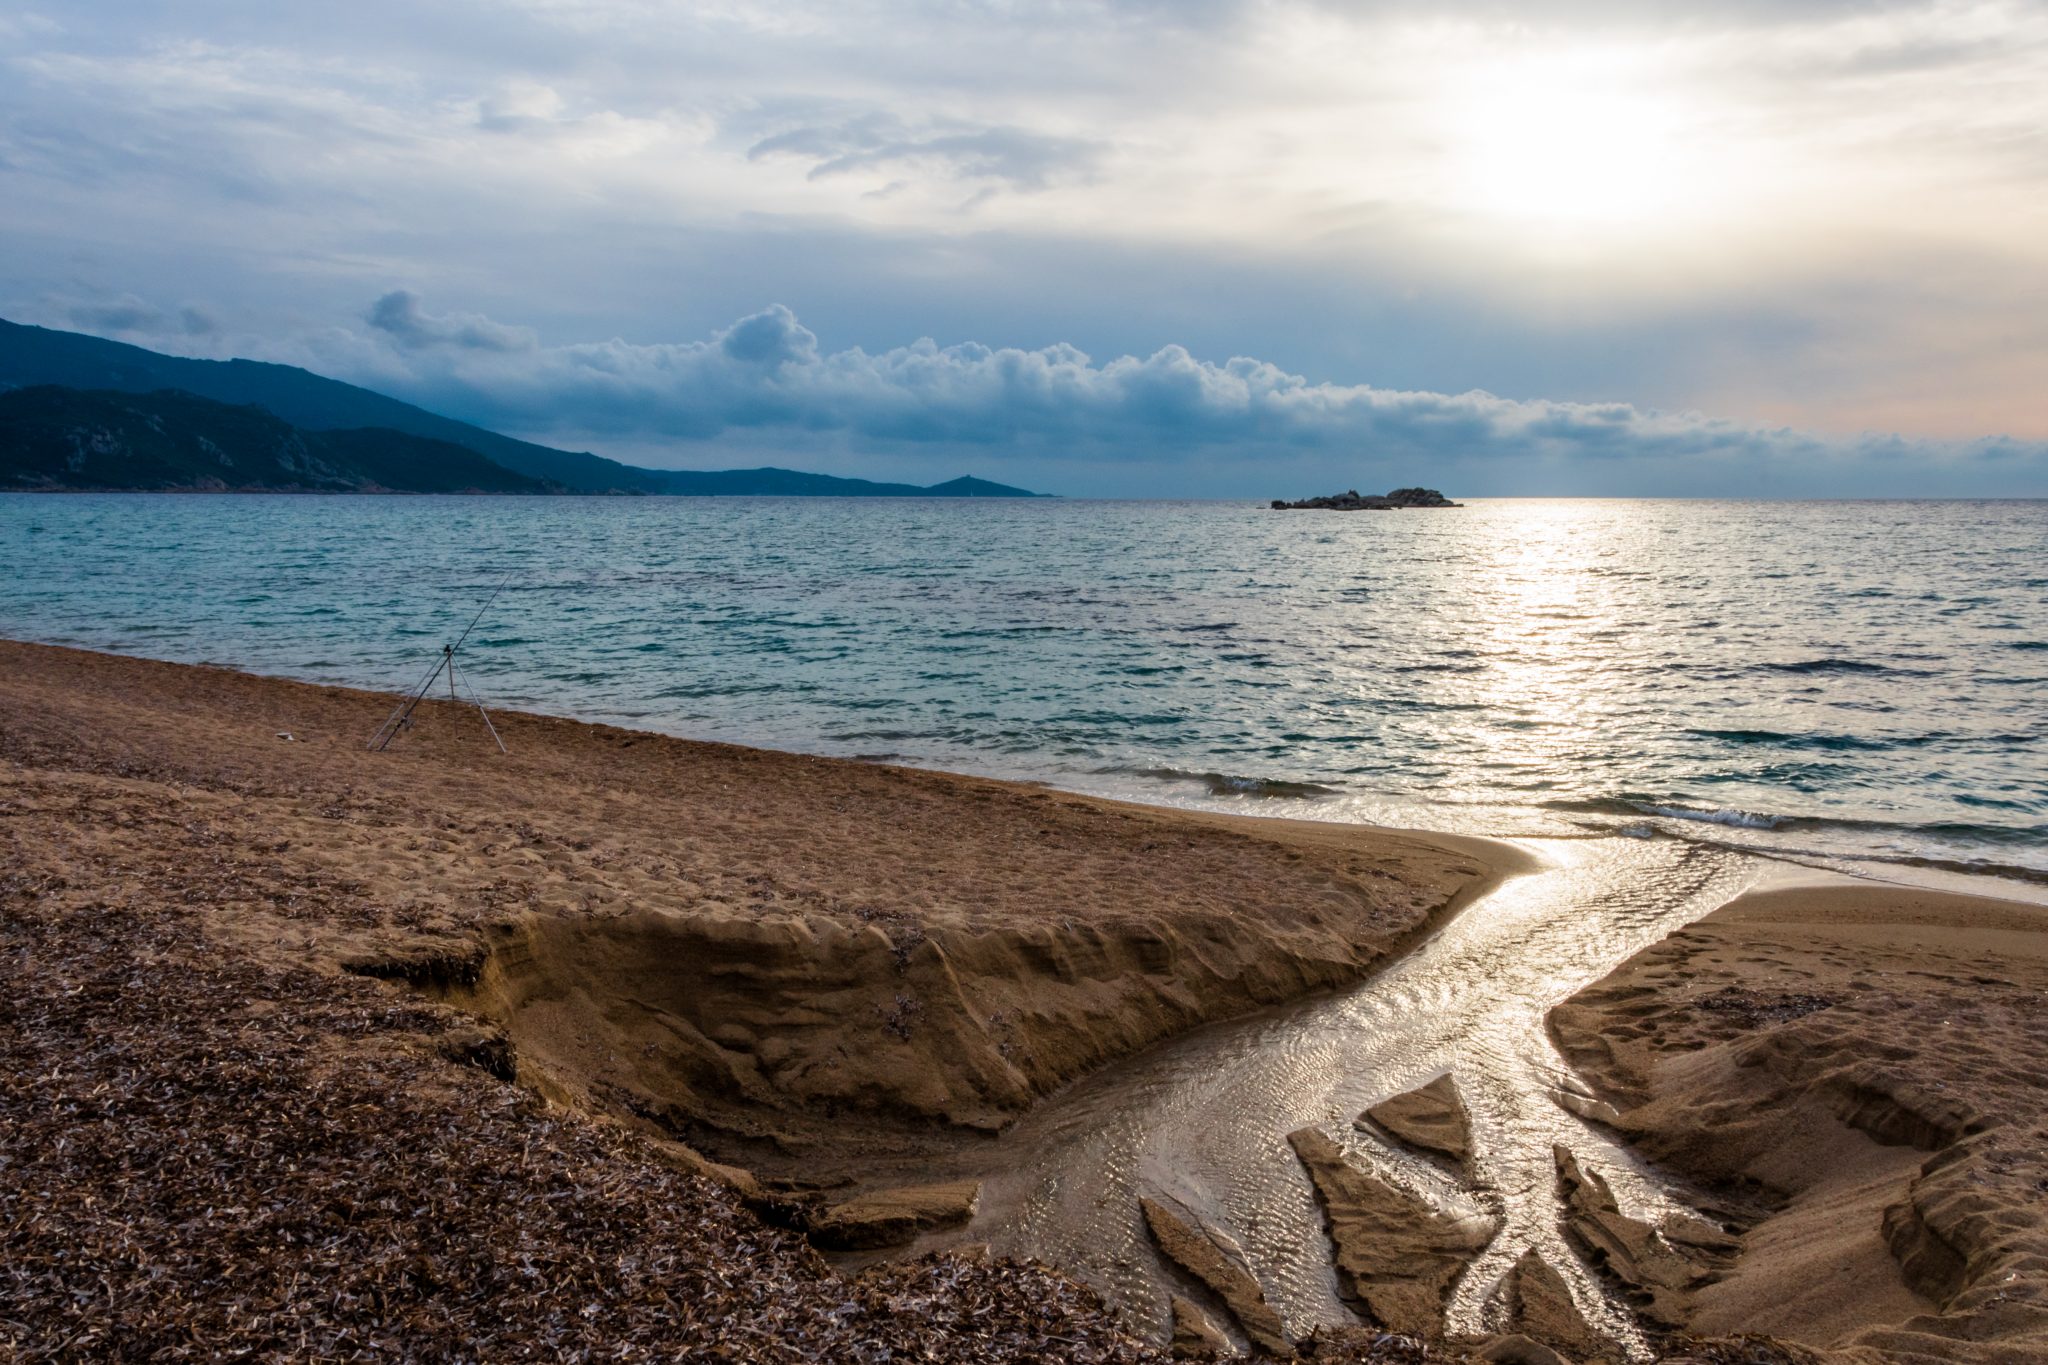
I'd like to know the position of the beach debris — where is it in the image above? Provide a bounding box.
[435,1022,517,1081]
[1292,1327,1437,1361]
[1139,1196,1294,1356]
[1287,1127,1495,1336]
[809,1179,983,1250]
[1361,1073,1473,1167]
[274,731,294,741]
[1469,1334,1574,1365]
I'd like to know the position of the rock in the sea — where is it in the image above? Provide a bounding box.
[1140,1197,1294,1357]
[1287,1127,1495,1336]
[1553,1145,1718,1326]
[1169,1295,1233,1358]
[808,1179,981,1251]
[1271,487,1462,510]
[1361,1073,1473,1167]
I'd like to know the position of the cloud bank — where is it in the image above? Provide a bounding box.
[288,298,2040,495]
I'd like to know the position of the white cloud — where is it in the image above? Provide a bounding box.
[299,299,2038,486]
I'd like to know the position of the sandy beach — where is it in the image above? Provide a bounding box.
[6,637,2045,1362]
[0,639,1506,1360]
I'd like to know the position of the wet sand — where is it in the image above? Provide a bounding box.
[832,837,1758,1355]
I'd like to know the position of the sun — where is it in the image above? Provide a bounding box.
[1446,55,1690,229]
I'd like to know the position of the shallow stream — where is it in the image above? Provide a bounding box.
[864,835,1758,1351]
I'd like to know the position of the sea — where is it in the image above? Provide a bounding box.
[4,494,2044,888]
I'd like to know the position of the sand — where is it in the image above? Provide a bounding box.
[1551,876,2048,1363]
[0,639,1510,1359]
[11,638,2046,1363]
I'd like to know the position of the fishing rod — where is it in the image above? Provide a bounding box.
[367,574,515,754]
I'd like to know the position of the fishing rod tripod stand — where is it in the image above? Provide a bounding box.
[367,581,510,754]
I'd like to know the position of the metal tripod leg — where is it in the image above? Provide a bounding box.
[450,657,508,755]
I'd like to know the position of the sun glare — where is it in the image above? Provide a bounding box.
[1447,55,1690,229]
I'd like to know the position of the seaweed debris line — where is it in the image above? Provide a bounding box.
[1271,486,1463,509]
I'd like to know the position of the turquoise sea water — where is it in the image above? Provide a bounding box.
[4,494,2044,882]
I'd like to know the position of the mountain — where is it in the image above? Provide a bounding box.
[0,317,1047,497]
[0,318,656,492]
[0,386,550,493]
[645,467,1041,497]
[922,476,1042,498]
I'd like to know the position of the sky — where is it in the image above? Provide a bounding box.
[3,0,2046,496]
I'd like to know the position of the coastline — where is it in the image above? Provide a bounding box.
[10,636,2047,1360]
[1550,874,2048,1361]
[0,640,1523,1149]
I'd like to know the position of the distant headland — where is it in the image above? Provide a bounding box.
[1270,486,1461,510]
[0,318,1045,498]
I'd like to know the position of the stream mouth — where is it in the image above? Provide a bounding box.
[847,835,1759,1352]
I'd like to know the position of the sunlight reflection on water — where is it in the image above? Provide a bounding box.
[3,494,2043,880]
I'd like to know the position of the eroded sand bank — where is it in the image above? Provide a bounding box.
[0,641,1508,1155]
[1551,876,2048,1362]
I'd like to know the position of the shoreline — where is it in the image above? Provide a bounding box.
[8,627,2042,906]
[0,638,1519,1158]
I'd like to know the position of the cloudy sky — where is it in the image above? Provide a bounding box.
[3,0,2045,495]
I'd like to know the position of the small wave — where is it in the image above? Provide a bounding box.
[1687,728,1932,752]
[1095,766,1340,799]
[1539,795,1788,830]
[1544,796,2048,847]
[1871,853,2048,887]
[1757,658,1901,675]
[1637,803,1787,829]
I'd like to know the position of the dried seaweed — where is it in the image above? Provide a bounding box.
[0,892,1162,1362]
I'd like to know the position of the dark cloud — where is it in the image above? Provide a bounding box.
[64,295,217,337]
[367,291,537,353]
[718,304,818,366]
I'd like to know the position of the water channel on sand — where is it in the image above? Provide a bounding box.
[863,835,1760,1352]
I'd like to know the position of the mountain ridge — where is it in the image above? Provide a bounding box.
[0,386,553,494]
[0,318,1046,498]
